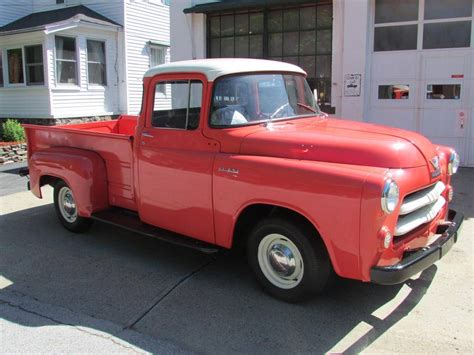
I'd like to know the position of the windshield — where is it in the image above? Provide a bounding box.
[210,73,321,127]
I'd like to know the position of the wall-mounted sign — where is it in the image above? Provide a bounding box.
[451,74,464,78]
[344,74,361,97]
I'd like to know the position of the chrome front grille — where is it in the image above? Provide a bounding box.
[395,181,446,236]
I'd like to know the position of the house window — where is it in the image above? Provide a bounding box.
[150,45,166,94]
[25,45,44,85]
[7,48,24,84]
[150,45,166,67]
[55,36,77,84]
[56,0,65,4]
[0,52,3,87]
[87,40,106,85]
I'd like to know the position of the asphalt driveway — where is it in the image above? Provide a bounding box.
[0,166,472,353]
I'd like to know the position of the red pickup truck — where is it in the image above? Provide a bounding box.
[22,59,463,302]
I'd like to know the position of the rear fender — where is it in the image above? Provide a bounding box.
[29,147,108,217]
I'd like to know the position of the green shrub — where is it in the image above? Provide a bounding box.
[2,119,25,142]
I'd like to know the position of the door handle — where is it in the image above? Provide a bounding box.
[142,132,154,138]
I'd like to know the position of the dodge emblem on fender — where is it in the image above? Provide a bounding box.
[431,156,440,178]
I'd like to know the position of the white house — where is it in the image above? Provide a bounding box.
[0,0,170,122]
[171,0,474,167]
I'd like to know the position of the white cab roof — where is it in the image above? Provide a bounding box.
[144,58,306,81]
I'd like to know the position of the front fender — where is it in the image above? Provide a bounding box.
[212,154,377,280]
[29,147,108,217]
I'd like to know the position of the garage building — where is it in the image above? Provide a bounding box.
[171,0,474,166]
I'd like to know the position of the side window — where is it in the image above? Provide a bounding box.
[152,80,203,130]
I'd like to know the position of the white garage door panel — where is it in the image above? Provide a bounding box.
[372,52,418,79]
[423,55,467,79]
[420,109,465,138]
[368,108,416,131]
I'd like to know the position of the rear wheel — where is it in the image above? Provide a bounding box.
[247,217,331,302]
[54,180,92,233]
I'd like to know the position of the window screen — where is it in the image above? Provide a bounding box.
[7,48,24,84]
[55,36,77,84]
[87,40,106,85]
[152,80,203,130]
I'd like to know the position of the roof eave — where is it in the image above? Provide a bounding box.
[0,26,45,37]
[0,14,121,36]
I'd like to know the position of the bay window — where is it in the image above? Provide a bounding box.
[25,45,44,85]
[55,36,77,84]
[87,40,106,85]
[7,48,24,84]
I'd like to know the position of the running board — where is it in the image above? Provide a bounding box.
[91,208,220,254]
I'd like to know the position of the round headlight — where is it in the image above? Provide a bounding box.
[381,179,399,214]
[448,151,460,175]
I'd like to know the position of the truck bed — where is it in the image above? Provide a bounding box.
[23,115,138,210]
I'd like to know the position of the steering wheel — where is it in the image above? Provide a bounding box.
[270,103,290,119]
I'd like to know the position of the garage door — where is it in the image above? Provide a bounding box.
[368,0,473,166]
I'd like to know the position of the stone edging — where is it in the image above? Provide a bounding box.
[0,143,27,165]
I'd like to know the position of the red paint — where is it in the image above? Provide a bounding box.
[23,68,457,283]
[451,74,464,78]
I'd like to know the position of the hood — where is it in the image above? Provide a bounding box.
[239,118,437,169]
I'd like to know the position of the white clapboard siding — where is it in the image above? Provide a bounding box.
[47,27,121,118]
[125,0,170,114]
[0,0,32,27]
[32,0,124,25]
[0,88,51,118]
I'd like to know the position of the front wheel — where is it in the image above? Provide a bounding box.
[54,181,92,233]
[247,217,331,302]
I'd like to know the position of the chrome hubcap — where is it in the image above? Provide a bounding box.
[257,233,304,289]
[268,244,296,276]
[58,187,77,223]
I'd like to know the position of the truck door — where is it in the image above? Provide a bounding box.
[136,75,218,244]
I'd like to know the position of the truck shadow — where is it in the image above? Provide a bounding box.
[0,204,439,353]
[451,167,474,219]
